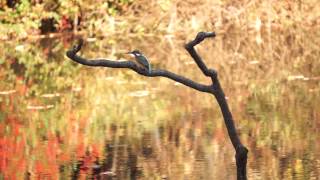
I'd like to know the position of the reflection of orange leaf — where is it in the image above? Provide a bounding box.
[81,155,93,172]
[1,122,26,174]
[214,128,225,143]
[35,161,44,175]
[0,138,8,172]
[34,158,59,179]
[47,133,58,162]
[0,117,28,179]
[9,96,14,111]
[0,124,4,134]
[79,118,88,130]
[91,144,100,158]
[59,153,70,163]
[16,76,23,81]
[17,157,26,172]
[18,84,27,95]
[13,124,20,136]
[77,142,85,158]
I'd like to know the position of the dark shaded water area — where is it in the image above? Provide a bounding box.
[0,35,319,179]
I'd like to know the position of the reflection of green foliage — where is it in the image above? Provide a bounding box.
[244,79,319,147]
[0,39,81,95]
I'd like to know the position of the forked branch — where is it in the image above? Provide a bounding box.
[66,32,248,180]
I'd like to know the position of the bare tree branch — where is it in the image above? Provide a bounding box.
[66,32,248,180]
[66,40,213,94]
[185,32,217,77]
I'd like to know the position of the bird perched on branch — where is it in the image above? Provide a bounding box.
[126,50,151,73]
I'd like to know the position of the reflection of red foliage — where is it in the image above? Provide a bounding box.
[33,133,60,179]
[0,109,104,179]
[77,142,86,158]
[0,137,8,174]
[16,76,28,95]
[0,118,27,179]
[59,153,70,163]
[80,155,93,172]
[76,144,100,175]
[91,144,100,158]
[213,128,226,143]
[59,16,73,32]
[47,133,58,162]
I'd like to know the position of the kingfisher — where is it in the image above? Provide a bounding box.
[126,50,152,73]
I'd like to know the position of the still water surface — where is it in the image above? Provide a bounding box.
[0,35,319,179]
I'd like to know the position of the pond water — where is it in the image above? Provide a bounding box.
[0,35,319,179]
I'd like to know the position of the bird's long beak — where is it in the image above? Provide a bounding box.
[125,52,135,57]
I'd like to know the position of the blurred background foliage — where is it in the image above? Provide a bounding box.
[0,0,320,179]
[0,0,134,36]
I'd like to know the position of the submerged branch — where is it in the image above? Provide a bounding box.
[66,32,248,180]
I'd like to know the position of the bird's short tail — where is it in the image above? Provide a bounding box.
[148,64,152,73]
